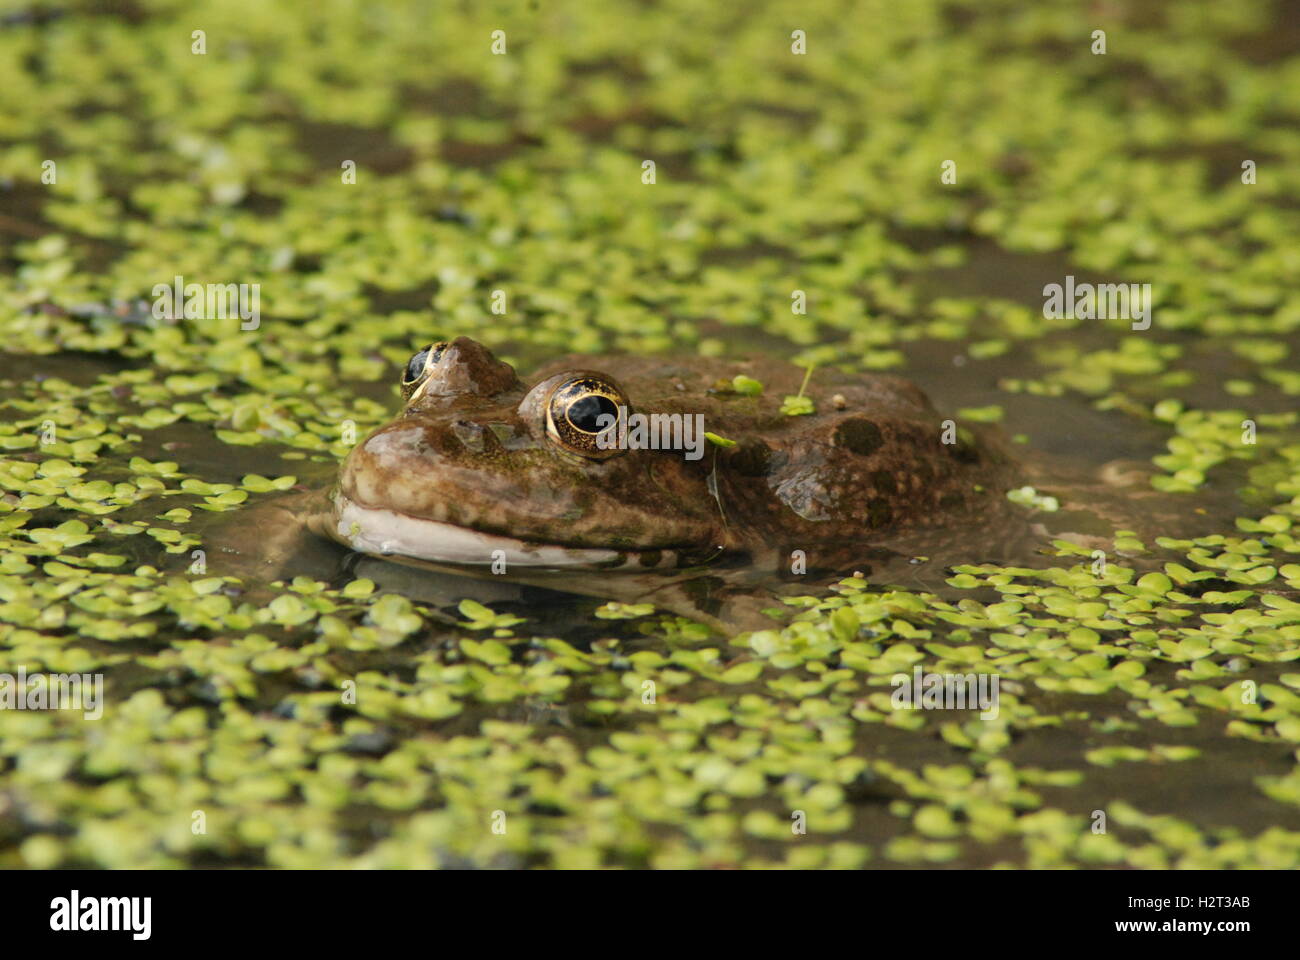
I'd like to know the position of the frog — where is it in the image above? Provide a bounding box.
[205,336,1214,631]
[302,335,1022,565]
[228,336,1025,626]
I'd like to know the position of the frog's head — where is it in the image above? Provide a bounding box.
[320,337,721,569]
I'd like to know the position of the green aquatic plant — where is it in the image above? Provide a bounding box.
[0,0,1299,870]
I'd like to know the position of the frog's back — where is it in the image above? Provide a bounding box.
[534,352,1020,552]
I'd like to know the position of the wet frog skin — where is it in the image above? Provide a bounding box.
[306,336,1023,575]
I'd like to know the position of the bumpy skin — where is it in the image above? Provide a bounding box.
[321,337,1021,566]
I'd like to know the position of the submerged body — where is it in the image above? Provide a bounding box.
[307,337,1023,579]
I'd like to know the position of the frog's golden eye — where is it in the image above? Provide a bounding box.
[401,342,447,401]
[545,376,629,460]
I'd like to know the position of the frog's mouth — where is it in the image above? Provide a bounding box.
[313,491,680,571]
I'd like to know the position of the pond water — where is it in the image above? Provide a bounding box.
[3,0,1300,870]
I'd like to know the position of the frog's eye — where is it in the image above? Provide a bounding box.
[545,376,629,460]
[400,342,448,400]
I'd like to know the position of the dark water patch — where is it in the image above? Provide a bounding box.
[1161,332,1300,414]
[239,190,285,217]
[1231,0,1300,63]
[1010,688,1300,835]
[0,208,51,241]
[905,232,1115,307]
[566,56,647,82]
[565,106,683,143]
[1,180,64,235]
[0,5,68,29]
[698,241,797,267]
[142,420,338,488]
[1133,140,1279,189]
[687,315,827,359]
[366,281,440,315]
[401,78,499,118]
[903,337,1176,463]
[0,349,130,391]
[0,182,122,273]
[442,133,543,169]
[293,120,415,176]
[738,99,820,126]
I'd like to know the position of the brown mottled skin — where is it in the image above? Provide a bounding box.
[319,336,1020,565]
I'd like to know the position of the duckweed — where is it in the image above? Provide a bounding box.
[2,0,1300,870]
